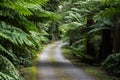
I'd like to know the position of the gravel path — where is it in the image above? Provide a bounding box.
[36,41,95,80]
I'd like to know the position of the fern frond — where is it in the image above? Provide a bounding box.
[88,27,110,34]
[59,22,83,32]
[0,21,34,46]
[89,17,112,34]
[24,0,48,5]
[101,0,120,7]
[65,11,81,22]
[0,0,48,16]
[98,7,120,18]
[0,72,15,80]
[0,6,38,31]
[0,55,22,80]
[0,44,9,53]
[0,44,18,62]
[27,7,61,22]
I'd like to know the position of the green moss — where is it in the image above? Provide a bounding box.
[62,48,120,80]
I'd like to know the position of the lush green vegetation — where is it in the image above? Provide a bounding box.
[0,0,60,79]
[20,67,37,80]
[0,0,120,80]
[62,48,119,80]
[59,0,120,77]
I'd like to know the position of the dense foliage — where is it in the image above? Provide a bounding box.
[59,0,120,76]
[0,0,59,79]
[1,0,120,79]
[0,55,23,80]
[102,53,120,76]
[42,0,63,40]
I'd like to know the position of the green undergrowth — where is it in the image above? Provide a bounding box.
[20,46,45,80]
[19,55,38,80]
[20,67,37,80]
[62,48,120,80]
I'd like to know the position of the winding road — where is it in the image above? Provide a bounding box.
[36,41,95,80]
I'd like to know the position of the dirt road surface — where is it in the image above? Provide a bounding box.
[36,41,95,80]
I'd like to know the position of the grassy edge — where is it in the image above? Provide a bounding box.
[62,48,119,80]
[20,45,47,80]
[20,67,37,80]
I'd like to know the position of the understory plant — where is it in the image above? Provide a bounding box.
[102,53,120,76]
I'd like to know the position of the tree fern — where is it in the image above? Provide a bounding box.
[0,21,34,46]
[88,17,113,34]
[0,6,38,31]
[28,7,60,22]
[0,44,9,54]
[0,72,15,80]
[59,22,83,32]
[0,0,48,16]
[101,0,120,7]
[97,7,120,18]
[0,0,60,79]
[73,0,101,15]
[0,55,23,80]
[65,11,81,22]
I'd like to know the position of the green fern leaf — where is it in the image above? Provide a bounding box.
[0,21,34,46]
[0,72,15,80]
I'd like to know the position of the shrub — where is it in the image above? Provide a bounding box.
[0,55,24,80]
[69,45,93,61]
[102,53,120,76]
[20,67,37,80]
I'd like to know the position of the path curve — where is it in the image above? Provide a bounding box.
[36,41,95,80]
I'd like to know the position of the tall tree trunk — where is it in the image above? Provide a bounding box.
[86,16,95,57]
[113,17,120,53]
[99,29,112,60]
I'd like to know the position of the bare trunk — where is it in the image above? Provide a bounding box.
[99,29,112,60]
[86,16,95,57]
[113,17,120,53]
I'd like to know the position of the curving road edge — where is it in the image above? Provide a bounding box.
[36,41,95,80]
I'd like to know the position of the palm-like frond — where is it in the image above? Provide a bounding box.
[59,22,83,33]
[0,0,48,16]
[0,44,9,54]
[0,72,15,80]
[65,11,81,22]
[97,7,120,18]
[73,0,101,15]
[0,54,22,80]
[0,21,34,46]
[27,7,61,22]
[94,0,120,19]
[101,0,120,7]
[0,6,38,31]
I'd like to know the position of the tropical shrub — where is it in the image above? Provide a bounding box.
[0,55,23,80]
[102,53,120,76]
[0,0,59,79]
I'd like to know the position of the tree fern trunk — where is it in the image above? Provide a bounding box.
[99,29,112,60]
[86,16,95,57]
[113,17,120,53]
